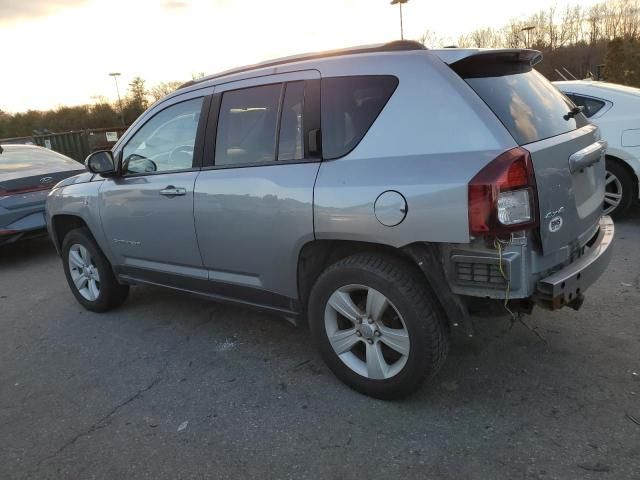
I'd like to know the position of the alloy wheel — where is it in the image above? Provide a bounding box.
[68,244,101,301]
[324,284,410,380]
[604,170,623,215]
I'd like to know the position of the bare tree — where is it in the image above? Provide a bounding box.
[149,81,184,102]
[428,0,640,86]
[417,29,444,48]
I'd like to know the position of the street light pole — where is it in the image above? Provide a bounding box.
[108,72,125,127]
[521,26,536,49]
[390,0,409,40]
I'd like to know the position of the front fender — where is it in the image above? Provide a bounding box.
[46,180,113,261]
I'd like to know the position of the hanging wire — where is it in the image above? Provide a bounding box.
[493,234,517,321]
[494,234,547,344]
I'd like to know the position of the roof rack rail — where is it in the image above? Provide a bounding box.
[179,40,427,90]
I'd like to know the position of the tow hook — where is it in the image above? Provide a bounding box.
[567,293,585,311]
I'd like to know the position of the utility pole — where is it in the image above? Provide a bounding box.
[390,0,409,40]
[108,72,125,127]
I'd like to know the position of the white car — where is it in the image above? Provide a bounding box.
[555,80,640,217]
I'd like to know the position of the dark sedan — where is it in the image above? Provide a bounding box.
[0,144,84,245]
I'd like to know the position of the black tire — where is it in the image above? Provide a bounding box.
[61,228,129,312]
[308,253,449,400]
[605,159,635,219]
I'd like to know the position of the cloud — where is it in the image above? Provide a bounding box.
[0,0,88,24]
[161,0,190,10]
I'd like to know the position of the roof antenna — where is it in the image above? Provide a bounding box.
[562,67,578,80]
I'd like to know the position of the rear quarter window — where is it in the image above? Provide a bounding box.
[321,75,398,159]
[464,70,584,145]
[565,94,606,118]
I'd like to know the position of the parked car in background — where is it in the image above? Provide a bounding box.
[555,80,640,217]
[0,145,84,245]
[47,42,613,399]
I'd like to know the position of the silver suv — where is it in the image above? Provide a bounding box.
[46,41,614,399]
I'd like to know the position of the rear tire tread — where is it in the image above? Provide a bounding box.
[309,253,449,399]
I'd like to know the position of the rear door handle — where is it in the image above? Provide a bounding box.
[569,140,607,173]
[159,186,187,197]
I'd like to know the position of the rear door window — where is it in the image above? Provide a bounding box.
[277,81,305,161]
[463,69,582,145]
[321,75,398,159]
[215,84,281,166]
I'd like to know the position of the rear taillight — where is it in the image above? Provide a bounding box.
[468,147,538,236]
[0,185,50,199]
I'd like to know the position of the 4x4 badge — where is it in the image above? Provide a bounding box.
[545,206,565,218]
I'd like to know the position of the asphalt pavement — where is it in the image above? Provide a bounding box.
[1,208,639,479]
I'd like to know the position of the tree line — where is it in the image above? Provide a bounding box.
[420,0,640,85]
[0,77,187,139]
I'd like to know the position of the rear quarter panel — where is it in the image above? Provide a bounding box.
[562,84,640,184]
[597,108,640,185]
[1,190,49,230]
[314,52,516,246]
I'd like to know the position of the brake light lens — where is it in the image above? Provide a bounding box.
[0,184,51,199]
[468,147,538,236]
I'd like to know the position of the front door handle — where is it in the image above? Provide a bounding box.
[159,186,187,197]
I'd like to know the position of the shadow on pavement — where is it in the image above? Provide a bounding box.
[616,203,640,225]
[0,235,56,268]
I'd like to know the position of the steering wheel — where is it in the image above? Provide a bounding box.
[169,145,194,164]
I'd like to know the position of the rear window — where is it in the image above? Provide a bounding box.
[0,146,80,173]
[464,69,581,145]
[321,75,398,159]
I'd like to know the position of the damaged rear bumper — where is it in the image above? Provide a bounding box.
[535,216,614,310]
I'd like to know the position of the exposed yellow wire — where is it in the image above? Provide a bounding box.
[494,234,516,321]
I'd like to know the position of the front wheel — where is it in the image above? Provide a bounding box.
[308,254,449,400]
[62,228,129,312]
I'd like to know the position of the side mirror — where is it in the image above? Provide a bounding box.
[85,150,116,177]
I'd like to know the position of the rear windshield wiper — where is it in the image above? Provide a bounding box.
[564,106,584,120]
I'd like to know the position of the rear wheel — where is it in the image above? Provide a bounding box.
[308,253,449,400]
[604,159,635,218]
[62,228,129,312]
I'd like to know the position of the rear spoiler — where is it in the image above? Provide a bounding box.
[433,49,543,78]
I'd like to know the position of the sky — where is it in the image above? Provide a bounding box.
[0,0,602,113]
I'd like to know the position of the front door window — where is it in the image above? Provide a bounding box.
[122,97,203,174]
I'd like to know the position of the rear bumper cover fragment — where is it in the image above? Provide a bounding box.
[535,216,614,310]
